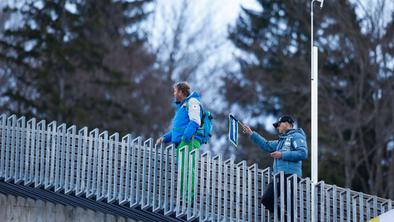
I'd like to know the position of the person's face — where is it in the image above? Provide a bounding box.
[173,87,185,102]
[276,122,291,134]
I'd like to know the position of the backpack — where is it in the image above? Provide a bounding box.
[186,100,213,144]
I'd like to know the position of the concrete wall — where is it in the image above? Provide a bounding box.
[0,193,139,222]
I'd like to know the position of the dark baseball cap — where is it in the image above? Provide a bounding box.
[273,115,295,128]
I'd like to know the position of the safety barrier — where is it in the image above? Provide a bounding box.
[0,114,392,221]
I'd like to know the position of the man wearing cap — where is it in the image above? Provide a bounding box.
[240,115,308,217]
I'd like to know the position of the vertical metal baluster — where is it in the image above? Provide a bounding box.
[92,129,99,197]
[236,162,241,221]
[279,172,285,222]
[199,152,207,221]
[58,124,67,191]
[40,120,47,187]
[15,116,26,183]
[5,115,16,182]
[223,158,232,221]
[86,129,98,198]
[141,138,152,208]
[129,137,139,207]
[299,179,305,222]
[34,120,45,187]
[273,172,278,222]
[24,118,36,185]
[44,121,56,189]
[237,161,247,222]
[141,138,152,207]
[146,138,153,209]
[286,176,291,222]
[292,175,298,222]
[373,196,378,218]
[320,182,326,222]
[11,116,19,182]
[0,114,7,179]
[176,146,186,217]
[187,149,199,220]
[65,125,76,194]
[76,127,87,196]
[286,175,296,222]
[96,131,107,201]
[99,131,108,200]
[163,144,172,214]
[346,189,351,221]
[229,157,235,221]
[211,155,218,221]
[135,136,143,206]
[352,194,358,222]
[326,186,331,222]
[261,168,270,222]
[248,164,257,222]
[359,193,364,221]
[169,144,176,215]
[306,178,311,222]
[340,190,345,222]
[113,133,121,203]
[55,124,66,192]
[123,135,133,204]
[107,133,119,203]
[205,152,212,220]
[332,186,337,222]
[118,134,128,204]
[216,155,223,222]
[153,143,159,211]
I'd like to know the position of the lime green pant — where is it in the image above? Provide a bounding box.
[177,139,201,201]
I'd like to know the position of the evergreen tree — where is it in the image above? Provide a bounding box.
[0,0,173,137]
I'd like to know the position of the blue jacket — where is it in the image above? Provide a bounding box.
[250,128,308,177]
[162,92,202,144]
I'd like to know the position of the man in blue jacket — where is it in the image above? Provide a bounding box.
[240,115,308,217]
[155,81,202,198]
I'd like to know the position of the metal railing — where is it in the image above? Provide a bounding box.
[0,114,392,221]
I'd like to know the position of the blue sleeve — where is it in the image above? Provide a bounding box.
[250,131,278,153]
[163,131,172,143]
[281,133,308,161]
[182,121,199,142]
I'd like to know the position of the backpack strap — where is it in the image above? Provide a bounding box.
[185,97,202,126]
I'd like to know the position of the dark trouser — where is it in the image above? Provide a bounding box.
[261,174,300,221]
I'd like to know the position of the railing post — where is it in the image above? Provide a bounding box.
[24,117,36,186]
[96,130,108,200]
[121,134,134,204]
[176,145,188,217]
[163,144,176,215]
[129,136,141,207]
[248,164,258,222]
[223,158,234,221]
[44,121,56,189]
[76,127,88,196]
[64,125,76,194]
[35,120,46,188]
[5,115,16,182]
[0,114,7,179]
[187,148,199,220]
[141,138,152,208]
[55,123,66,192]
[15,116,26,183]
[107,133,119,203]
[235,161,247,221]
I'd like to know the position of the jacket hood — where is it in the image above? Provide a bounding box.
[175,91,201,106]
